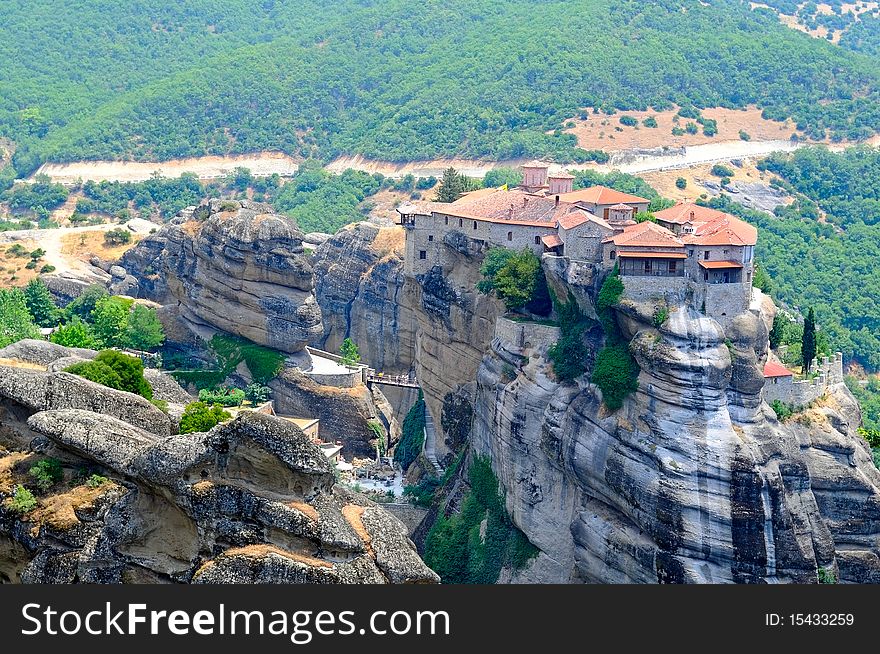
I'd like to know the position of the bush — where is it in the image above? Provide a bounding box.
[104,227,131,246]
[591,344,639,410]
[739,130,751,141]
[675,177,687,190]
[198,387,245,407]
[40,264,56,273]
[64,360,124,389]
[8,485,37,515]
[123,304,165,351]
[95,349,152,399]
[244,383,272,404]
[339,337,361,366]
[619,115,638,127]
[653,306,669,327]
[86,474,109,488]
[711,164,735,178]
[642,116,658,128]
[771,399,793,421]
[149,398,169,414]
[548,297,592,381]
[394,395,426,470]
[478,248,550,315]
[403,476,440,508]
[179,402,232,434]
[423,456,537,584]
[29,458,64,492]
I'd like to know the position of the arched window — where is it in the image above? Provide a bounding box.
[534,235,541,245]
[610,250,616,260]
[445,216,449,225]
[507,231,513,241]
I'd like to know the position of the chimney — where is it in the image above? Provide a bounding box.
[523,197,529,207]
[555,195,560,207]
[689,211,695,220]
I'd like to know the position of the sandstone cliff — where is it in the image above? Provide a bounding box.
[311,222,417,374]
[0,342,436,584]
[362,226,880,583]
[121,200,322,354]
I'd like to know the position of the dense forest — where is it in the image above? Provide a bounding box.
[2,0,880,180]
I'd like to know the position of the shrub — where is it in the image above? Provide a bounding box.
[685,122,699,135]
[818,568,837,584]
[619,115,638,127]
[479,248,550,315]
[29,458,63,492]
[739,130,751,141]
[104,227,131,245]
[64,360,124,389]
[548,296,593,382]
[642,116,658,128]
[671,126,685,136]
[8,485,37,515]
[394,395,426,470]
[423,456,537,583]
[65,284,108,320]
[771,399,793,421]
[591,344,639,410]
[403,476,440,508]
[95,349,152,398]
[123,304,165,351]
[711,164,735,178]
[244,383,272,404]
[198,387,245,407]
[179,402,232,434]
[653,306,669,327]
[86,474,109,488]
[39,264,56,273]
[675,177,687,190]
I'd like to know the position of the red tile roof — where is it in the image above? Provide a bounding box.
[556,209,607,230]
[606,221,684,249]
[556,185,650,206]
[548,171,575,179]
[698,260,744,269]
[541,234,563,248]
[763,361,793,378]
[655,202,758,247]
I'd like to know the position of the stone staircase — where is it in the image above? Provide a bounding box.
[422,409,443,475]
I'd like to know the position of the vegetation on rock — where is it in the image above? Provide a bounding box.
[179,402,232,435]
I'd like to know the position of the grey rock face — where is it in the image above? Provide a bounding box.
[0,405,437,585]
[0,339,96,366]
[121,200,323,354]
[311,222,416,373]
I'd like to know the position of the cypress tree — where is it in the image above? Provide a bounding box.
[802,307,817,373]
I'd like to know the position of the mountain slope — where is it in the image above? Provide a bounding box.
[3,0,880,173]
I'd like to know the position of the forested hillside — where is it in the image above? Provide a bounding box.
[2,0,880,180]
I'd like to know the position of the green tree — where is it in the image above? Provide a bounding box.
[65,285,109,320]
[802,307,817,373]
[339,337,361,366]
[94,349,152,398]
[123,304,165,351]
[483,249,547,313]
[752,265,772,294]
[483,167,523,188]
[477,248,515,293]
[64,360,124,389]
[90,296,131,347]
[769,313,786,350]
[675,177,687,190]
[51,317,98,349]
[436,168,472,203]
[394,394,425,470]
[104,227,131,246]
[0,288,40,347]
[179,402,231,434]
[22,278,58,327]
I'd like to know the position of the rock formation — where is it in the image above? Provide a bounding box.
[311,223,416,374]
[0,343,437,584]
[357,223,880,583]
[121,199,323,354]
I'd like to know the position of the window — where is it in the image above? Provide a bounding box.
[704,250,710,260]
[419,250,427,260]
[688,249,694,257]
[459,218,463,228]
[668,260,677,274]
[507,231,513,241]
[644,260,652,274]
[704,272,709,281]
[534,235,541,245]
[445,216,449,225]
[428,235,434,242]
[473,221,477,230]
[610,251,616,260]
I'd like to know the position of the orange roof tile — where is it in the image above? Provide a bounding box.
[655,202,758,247]
[556,209,607,230]
[654,203,728,225]
[548,171,575,179]
[607,221,684,249]
[556,185,650,206]
[541,234,563,248]
[699,260,743,269]
[763,361,793,378]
